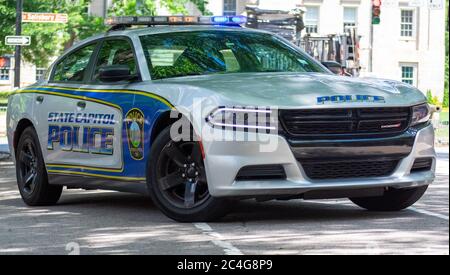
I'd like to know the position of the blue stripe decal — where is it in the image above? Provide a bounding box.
[22,86,172,181]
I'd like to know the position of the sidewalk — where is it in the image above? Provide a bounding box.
[0,113,9,154]
[0,136,9,154]
[0,112,5,137]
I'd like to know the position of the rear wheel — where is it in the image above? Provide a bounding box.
[16,127,62,206]
[147,126,230,222]
[350,186,428,211]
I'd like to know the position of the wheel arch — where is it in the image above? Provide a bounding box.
[13,118,35,154]
[150,111,178,145]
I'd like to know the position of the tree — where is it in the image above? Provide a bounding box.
[191,0,211,15]
[108,0,211,17]
[0,0,106,67]
[444,0,449,108]
[109,0,188,16]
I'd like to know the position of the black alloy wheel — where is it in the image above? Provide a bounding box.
[156,140,209,209]
[16,127,62,206]
[148,126,230,222]
[18,139,39,195]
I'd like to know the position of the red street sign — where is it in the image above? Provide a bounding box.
[22,12,68,23]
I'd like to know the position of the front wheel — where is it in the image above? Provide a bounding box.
[350,185,428,211]
[147,126,230,222]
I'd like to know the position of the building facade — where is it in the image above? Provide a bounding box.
[204,0,446,99]
[2,0,445,100]
[0,56,47,91]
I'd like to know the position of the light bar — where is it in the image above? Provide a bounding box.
[105,16,247,28]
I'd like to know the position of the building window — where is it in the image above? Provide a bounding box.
[223,0,236,16]
[36,68,46,81]
[400,10,414,37]
[305,6,319,34]
[0,68,9,81]
[401,65,416,86]
[343,7,357,32]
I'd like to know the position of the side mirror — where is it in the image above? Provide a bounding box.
[321,61,343,75]
[98,65,134,82]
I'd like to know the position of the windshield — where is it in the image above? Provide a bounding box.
[140,30,326,80]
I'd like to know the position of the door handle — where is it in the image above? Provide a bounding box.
[77,101,86,110]
[36,96,44,104]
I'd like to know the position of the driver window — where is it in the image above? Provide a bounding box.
[93,39,137,82]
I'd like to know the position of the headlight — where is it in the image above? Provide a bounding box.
[206,107,277,131]
[411,103,431,126]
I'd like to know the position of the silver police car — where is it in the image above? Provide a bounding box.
[7,16,435,222]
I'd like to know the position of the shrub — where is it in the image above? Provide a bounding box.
[426,90,442,106]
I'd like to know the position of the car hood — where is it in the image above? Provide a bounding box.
[150,72,427,109]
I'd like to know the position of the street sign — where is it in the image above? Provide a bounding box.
[409,0,425,7]
[5,36,31,46]
[382,0,399,8]
[22,12,68,23]
[428,0,443,9]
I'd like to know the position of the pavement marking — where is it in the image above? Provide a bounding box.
[193,223,243,255]
[409,207,449,221]
[305,201,449,221]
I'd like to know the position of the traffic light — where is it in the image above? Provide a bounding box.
[372,0,381,25]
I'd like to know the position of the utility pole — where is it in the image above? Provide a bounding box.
[14,0,23,88]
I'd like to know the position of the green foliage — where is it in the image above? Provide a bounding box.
[0,91,11,105]
[191,0,211,15]
[427,90,442,106]
[0,0,106,68]
[444,0,449,108]
[426,90,433,102]
[443,88,449,108]
[109,0,211,17]
[109,0,194,16]
[0,91,11,99]
[109,0,157,16]
[0,0,212,68]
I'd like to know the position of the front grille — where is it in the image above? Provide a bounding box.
[279,107,411,138]
[236,165,286,181]
[300,159,399,180]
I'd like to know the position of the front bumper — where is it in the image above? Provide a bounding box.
[203,124,436,198]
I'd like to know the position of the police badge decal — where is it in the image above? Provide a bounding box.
[125,108,145,160]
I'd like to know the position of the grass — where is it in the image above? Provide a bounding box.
[0,91,8,115]
[0,92,10,112]
[0,91,10,105]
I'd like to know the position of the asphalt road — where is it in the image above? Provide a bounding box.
[0,148,448,255]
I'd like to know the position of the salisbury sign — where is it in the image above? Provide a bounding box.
[22,12,69,23]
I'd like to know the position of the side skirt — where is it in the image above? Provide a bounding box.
[48,173,149,195]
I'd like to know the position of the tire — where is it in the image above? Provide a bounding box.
[15,126,63,206]
[350,185,428,211]
[147,126,230,222]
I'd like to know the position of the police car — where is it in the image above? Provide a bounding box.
[6,16,436,222]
